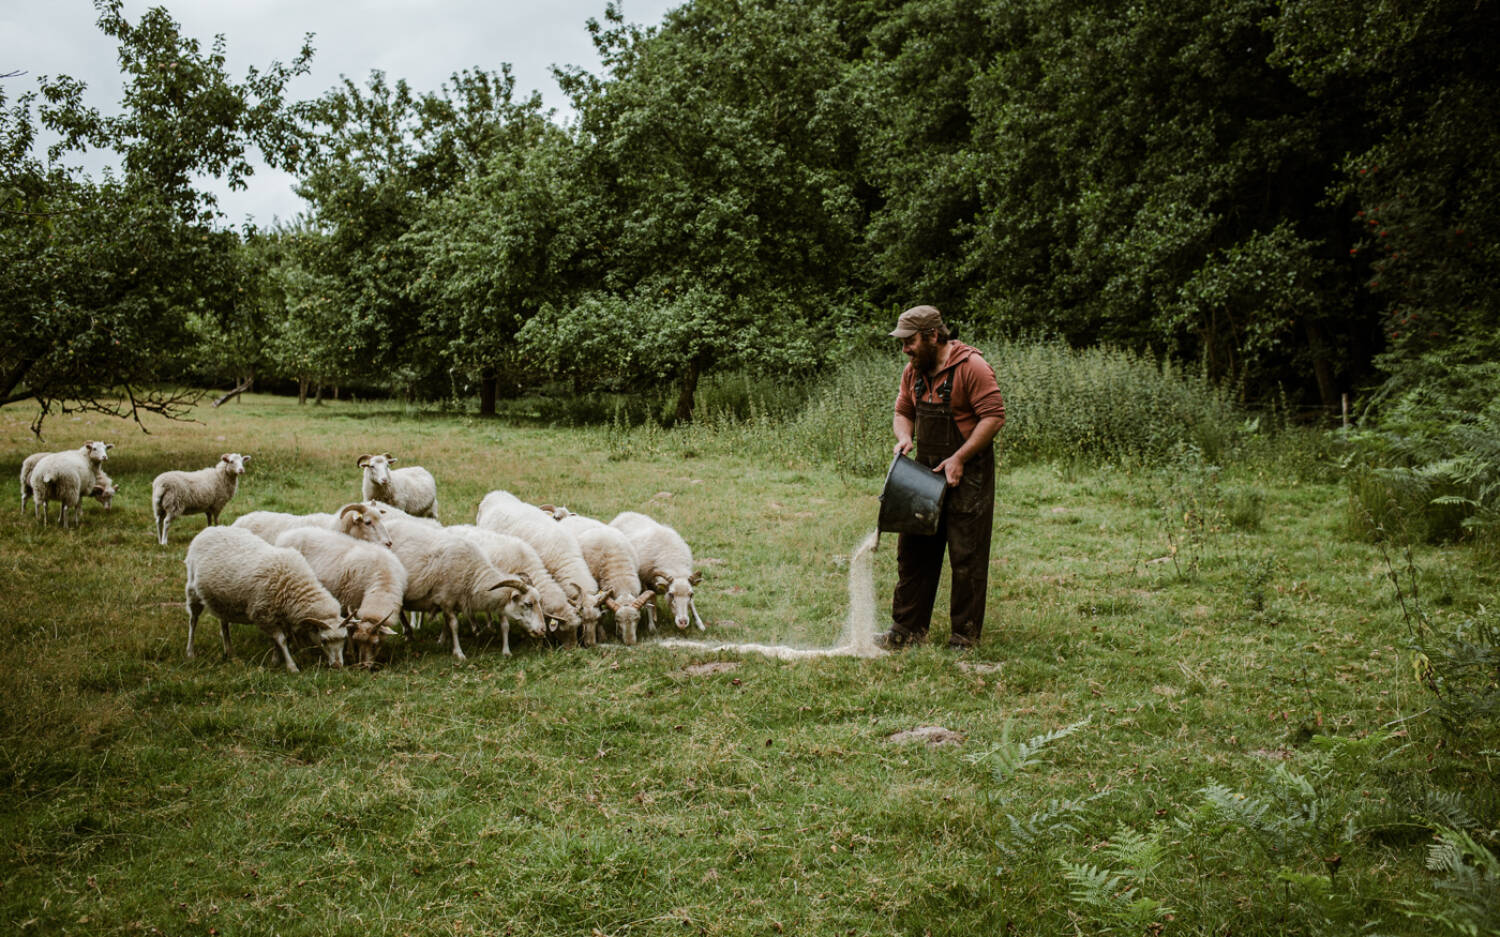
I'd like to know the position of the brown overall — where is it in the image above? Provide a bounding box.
[891,380,995,647]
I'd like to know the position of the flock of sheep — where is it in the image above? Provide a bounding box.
[19,441,706,671]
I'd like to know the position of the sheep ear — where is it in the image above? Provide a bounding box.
[383,453,396,463]
[652,575,669,593]
[105,443,114,451]
[689,570,703,586]
[220,453,232,462]
[241,455,251,463]
[357,455,371,468]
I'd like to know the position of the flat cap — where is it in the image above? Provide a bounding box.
[889,305,946,338]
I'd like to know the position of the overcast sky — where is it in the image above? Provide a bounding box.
[3,0,682,226]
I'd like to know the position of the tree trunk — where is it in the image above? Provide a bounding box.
[314,383,325,405]
[479,369,497,417]
[1304,319,1338,414]
[674,355,703,424]
[297,378,309,405]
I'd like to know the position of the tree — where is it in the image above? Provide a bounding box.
[0,0,312,434]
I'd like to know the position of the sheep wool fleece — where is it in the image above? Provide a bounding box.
[891,341,1004,647]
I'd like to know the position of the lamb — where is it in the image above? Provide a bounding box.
[232,502,393,548]
[275,527,405,666]
[29,441,114,527]
[152,453,249,545]
[609,511,705,631]
[357,453,438,519]
[475,490,605,646]
[559,514,655,645]
[444,524,580,634]
[184,526,356,672]
[381,515,545,659]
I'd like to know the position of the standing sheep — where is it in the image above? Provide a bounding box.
[609,511,705,631]
[152,453,249,545]
[357,454,438,519]
[275,527,405,666]
[30,441,114,528]
[184,526,356,672]
[559,514,655,645]
[445,524,580,634]
[476,490,605,646]
[382,516,544,660]
[232,502,393,547]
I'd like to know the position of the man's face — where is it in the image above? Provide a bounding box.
[901,330,939,373]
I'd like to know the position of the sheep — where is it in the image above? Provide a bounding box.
[232,502,393,548]
[609,511,705,631]
[444,523,581,635]
[184,526,356,672]
[475,490,605,646]
[29,441,113,527]
[357,453,438,519]
[559,514,655,645]
[152,453,249,545]
[275,527,405,667]
[381,515,544,660]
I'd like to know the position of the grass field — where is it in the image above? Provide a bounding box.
[1,394,1495,935]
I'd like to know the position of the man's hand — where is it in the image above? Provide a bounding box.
[934,454,964,487]
[894,438,914,457]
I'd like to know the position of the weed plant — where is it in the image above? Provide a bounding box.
[0,388,1494,936]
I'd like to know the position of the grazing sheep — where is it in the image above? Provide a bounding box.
[275,527,405,666]
[475,490,605,646]
[609,511,705,631]
[560,514,655,645]
[382,516,544,660]
[445,523,580,635]
[357,454,438,519]
[92,470,118,510]
[29,441,114,528]
[152,453,249,545]
[184,526,355,672]
[232,502,393,548]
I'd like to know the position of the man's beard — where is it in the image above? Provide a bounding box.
[910,340,938,373]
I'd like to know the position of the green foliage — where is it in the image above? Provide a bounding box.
[1403,827,1500,936]
[968,716,1092,786]
[1058,827,1174,935]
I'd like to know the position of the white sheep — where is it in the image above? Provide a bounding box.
[152,453,249,545]
[275,527,405,667]
[382,515,545,660]
[609,510,705,631]
[559,514,655,645]
[475,490,605,646]
[184,526,356,672]
[232,502,393,547]
[357,453,438,519]
[30,441,113,527]
[444,523,580,634]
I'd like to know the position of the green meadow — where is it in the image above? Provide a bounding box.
[1,377,1495,935]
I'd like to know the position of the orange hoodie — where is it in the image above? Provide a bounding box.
[893,341,1006,440]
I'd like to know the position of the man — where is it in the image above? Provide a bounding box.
[877,305,1005,650]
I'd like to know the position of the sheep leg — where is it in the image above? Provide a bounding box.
[269,629,300,672]
[444,610,466,662]
[220,620,233,659]
[500,618,512,657]
[645,602,658,632]
[186,596,204,659]
[398,609,414,639]
[157,513,171,546]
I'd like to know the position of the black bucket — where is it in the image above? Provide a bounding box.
[877,454,948,536]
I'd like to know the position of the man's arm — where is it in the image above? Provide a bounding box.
[934,415,1002,486]
[893,413,915,457]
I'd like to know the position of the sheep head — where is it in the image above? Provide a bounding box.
[654,575,697,630]
[357,453,395,485]
[302,613,355,668]
[338,502,393,547]
[83,441,112,462]
[486,576,546,637]
[348,613,399,668]
[219,453,249,475]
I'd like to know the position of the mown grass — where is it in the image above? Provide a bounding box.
[1,391,1495,936]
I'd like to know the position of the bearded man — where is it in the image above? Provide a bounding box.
[877,305,1005,650]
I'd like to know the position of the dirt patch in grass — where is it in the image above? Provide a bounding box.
[887,725,965,746]
[681,662,741,677]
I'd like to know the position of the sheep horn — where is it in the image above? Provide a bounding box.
[490,576,528,592]
[689,570,703,586]
[357,455,371,468]
[604,596,620,611]
[632,590,655,609]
